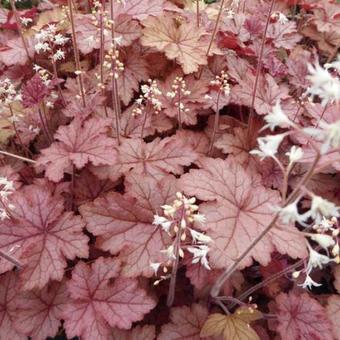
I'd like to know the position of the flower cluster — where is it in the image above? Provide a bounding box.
[0,78,22,107]
[132,79,162,116]
[151,192,210,283]
[210,70,231,96]
[293,217,339,289]
[306,58,340,106]
[34,24,69,62]
[0,177,15,221]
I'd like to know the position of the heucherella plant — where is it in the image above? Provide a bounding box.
[1,0,340,339]
[152,192,210,306]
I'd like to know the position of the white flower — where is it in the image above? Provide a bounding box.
[160,245,176,260]
[286,146,303,164]
[276,200,307,226]
[192,213,206,224]
[52,49,65,61]
[0,210,9,221]
[298,274,322,290]
[187,245,211,270]
[308,233,335,250]
[306,248,332,273]
[35,42,51,53]
[263,101,292,131]
[308,195,339,224]
[249,133,287,160]
[319,119,340,154]
[54,34,69,46]
[153,215,172,233]
[20,17,32,26]
[324,55,340,71]
[189,229,212,244]
[277,12,289,24]
[149,262,161,276]
[307,61,340,106]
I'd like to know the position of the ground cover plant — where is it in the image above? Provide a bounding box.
[0,0,339,339]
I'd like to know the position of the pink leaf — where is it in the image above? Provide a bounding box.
[93,135,197,182]
[112,325,156,340]
[79,174,176,277]
[158,304,210,340]
[118,45,149,105]
[141,15,210,74]
[22,74,49,108]
[275,292,333,340]
[179,157,307,269]
[0,272,25,339]
[326,295,340,340]
[232,73,290,115]
[113,0,165,20]
[62,257,156,340]
[14,281,68,340]
[37,117,117,182]
[267,21,301,49]
[0,37,34,66]
[0,184,89,290]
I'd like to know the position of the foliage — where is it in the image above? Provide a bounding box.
[0,0,339,339]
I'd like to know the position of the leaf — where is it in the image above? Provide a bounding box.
[37,117,117,182]
[179,157,307,269]
[267,21,301,49]
[118,45,149,105]
[93,135,197,182]
[113,0,165,20]
[0,184,89,290]
[112,325,156,340]
[158,304,210,340]
[275,292,333,340]
[200,308,262,340]
[326,295,340,340]
[22,74,49,108]
[158,70,209,125]
[0,36,34,66]
[62,257,156,340]
[14,281,68,340]
[0,272,25,340]
[141,15,209,74]
[79,174,176,277]
[232,73,290,115]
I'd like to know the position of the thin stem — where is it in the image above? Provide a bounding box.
[197,0,225,79]
[177,89,182,129]
[141,103,150,139]
[68,0,87,107]
[38,105,52,143]
[52,60,67,107]
[208,90,221,155]
[9,0,31,63]
[210,151,321,299]
[109,0,121,144]
[247,0,275,135]
[99,3,108,117]
[196,0,200,27]
[0,150,36,164]
[0,249,22,269]
[167,228,182,307]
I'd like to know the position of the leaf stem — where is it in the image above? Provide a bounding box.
[68,0,87,107]
[0,249,22,269]
[198,0,225,79]
[247,0,275,136]
[208,90,221,155]
[0,150,36,164]
[9,0,32,63]
[210,151,321,299]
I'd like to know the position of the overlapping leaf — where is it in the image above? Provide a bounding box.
[62,257,156,340]
[37,117,117,182]
[179,157,307,269]
[0,184,89,290]
[80,174,177,277]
